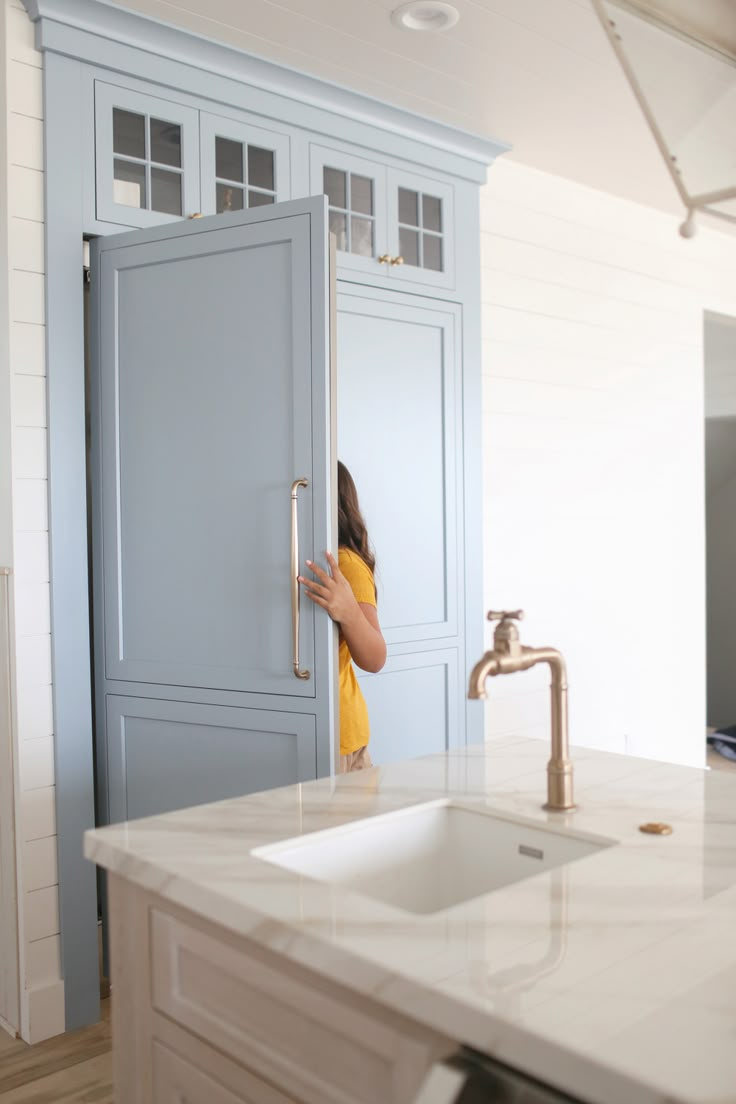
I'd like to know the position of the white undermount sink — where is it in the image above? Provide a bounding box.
[253,799,616,915]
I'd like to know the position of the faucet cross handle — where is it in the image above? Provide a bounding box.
[487,610,525,624]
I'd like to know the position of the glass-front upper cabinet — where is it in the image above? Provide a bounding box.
[199,114,291,216]
[310,146,387,281]
[95,82,201,227]
[310,144,455,289]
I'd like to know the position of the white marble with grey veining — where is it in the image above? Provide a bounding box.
[85,737,736,1104]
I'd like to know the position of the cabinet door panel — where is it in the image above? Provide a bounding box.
[152,1040,295,1104]
[96,211,320,696]
[95,81,200,227]
[200,112,291,216]
[357,649,461,763]
[106,696,317,823]
[310,143,387,279]
[337,288,460,643]
[386,168,455,290]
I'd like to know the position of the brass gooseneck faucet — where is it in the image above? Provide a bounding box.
[468,611,575,811]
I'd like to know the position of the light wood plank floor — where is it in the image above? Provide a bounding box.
[0,1000,111,1103]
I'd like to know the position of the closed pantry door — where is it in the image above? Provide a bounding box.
[336,285,466,763]
[90,197,336,823]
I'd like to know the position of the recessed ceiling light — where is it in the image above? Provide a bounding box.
[390,2,460,32]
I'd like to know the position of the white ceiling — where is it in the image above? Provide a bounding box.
[112,0,730,220]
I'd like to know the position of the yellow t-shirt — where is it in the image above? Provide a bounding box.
[338,547,376,756]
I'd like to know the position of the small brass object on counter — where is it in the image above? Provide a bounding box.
[639,822,673,835]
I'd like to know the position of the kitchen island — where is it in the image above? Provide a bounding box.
[85,736,736,1104]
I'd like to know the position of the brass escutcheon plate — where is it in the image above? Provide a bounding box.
[639,822,673,835]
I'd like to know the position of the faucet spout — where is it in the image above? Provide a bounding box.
[467,612,575,811]
[527,648,574,812]
[467,652,500,700]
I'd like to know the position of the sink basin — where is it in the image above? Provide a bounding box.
[253,799,615,915]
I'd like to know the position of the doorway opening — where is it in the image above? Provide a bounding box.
[704,311,736,771]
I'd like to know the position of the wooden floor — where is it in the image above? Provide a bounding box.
[0,1001,112,1103]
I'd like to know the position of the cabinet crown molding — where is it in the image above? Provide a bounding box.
[23,0,510,181]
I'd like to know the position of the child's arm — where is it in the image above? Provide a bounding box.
[299,552,386,673]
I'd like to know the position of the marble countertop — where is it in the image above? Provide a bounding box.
[85,736,736,1104]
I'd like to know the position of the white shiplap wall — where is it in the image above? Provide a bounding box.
[1,0,64,1043]
[479,159,736,768]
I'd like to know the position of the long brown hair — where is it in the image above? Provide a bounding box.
[337,461,376,582]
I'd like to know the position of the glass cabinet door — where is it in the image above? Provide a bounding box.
[310,145,389,280]
[199,113,291,216]
[310,146,455,289]
[95,82,201,228]
[386,169,455,290]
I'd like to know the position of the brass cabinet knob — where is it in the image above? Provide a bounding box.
[378,253,392,264]
[188,212,203,219]
[390,255,404,265]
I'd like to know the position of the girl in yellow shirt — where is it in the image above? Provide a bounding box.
[299,462,386,772]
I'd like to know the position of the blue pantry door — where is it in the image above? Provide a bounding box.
[90,197,336,824]
[336,285,466,763]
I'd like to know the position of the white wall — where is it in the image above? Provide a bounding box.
[0,0,64,1043]
[479,160,736,767]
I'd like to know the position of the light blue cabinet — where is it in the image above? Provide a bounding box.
[34,0,503,1025]
[310,142,456,290]
[336,285,465,761]
[106,696,317,823]
[199,111,291,215]
[94,81,201,226]
[91,198,335,825]
[94,78,459,293]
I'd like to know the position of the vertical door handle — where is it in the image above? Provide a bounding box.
[291,478,311,680]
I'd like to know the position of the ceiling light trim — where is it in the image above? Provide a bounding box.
[390,2,460,33]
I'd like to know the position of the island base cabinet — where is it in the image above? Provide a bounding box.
[108,875,452,1104]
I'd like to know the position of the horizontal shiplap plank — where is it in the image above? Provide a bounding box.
[482,161,736,273]
[482,303,699,365]
[13,374,46,427]
[10,216,45,273]
[482,376,696,423]
[15,634,52,687]
[21,786,57,842]
[14,530,50,582]
[7,60,43,120]
[10,270,45,325]
[13,478,48,531]
[22,837,58,893]
[8,6,43,69]
[482,336,698,397]
[8,166,44,223]
[480,196,736,297]
[8,112,44,171]
[26,935,62,989]
[20,735,54,791]
[17,681,53,741]
[481,270,700,341]
[14,581,51,636]
[25,886,60,944]
[12,427,47,479]
[11,322,45,376]
[481,233,704,315]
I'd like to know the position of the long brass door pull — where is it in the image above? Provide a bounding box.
[290,478,311,680]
